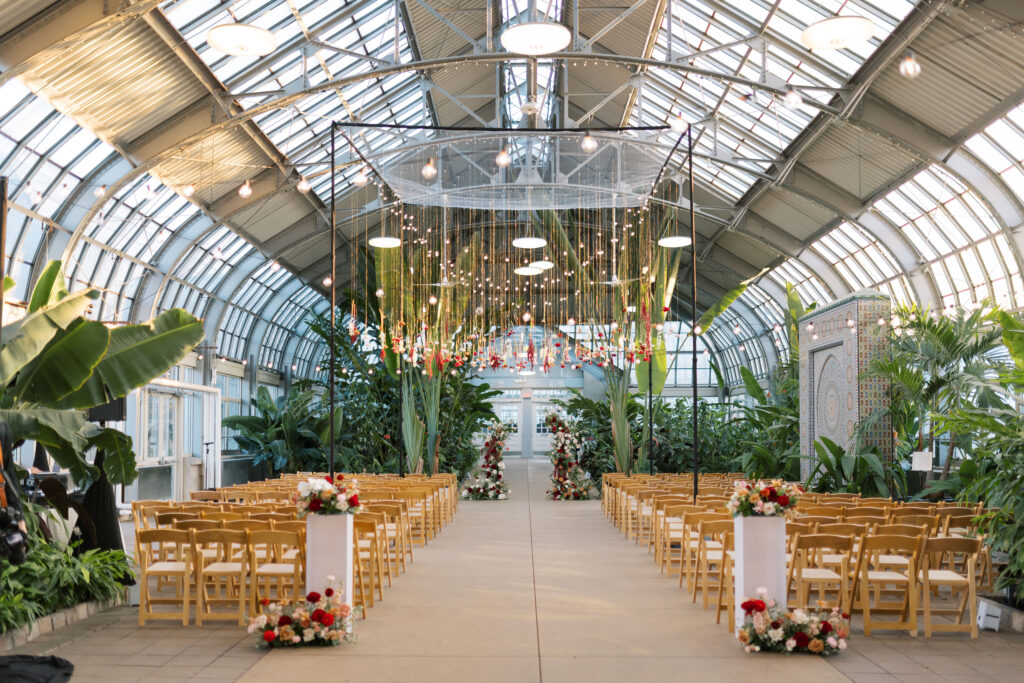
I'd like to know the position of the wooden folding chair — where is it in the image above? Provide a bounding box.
[193,529,249,626]
[787,533,854,612]
[919,536,981,638]
[248,530,304,613]
[137,529,192,626]
[690,519,733,610]
[853,534,921,636]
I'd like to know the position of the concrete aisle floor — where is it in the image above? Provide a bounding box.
[240,459,845,683]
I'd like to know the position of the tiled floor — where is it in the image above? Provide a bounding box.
[8,459,1023,682]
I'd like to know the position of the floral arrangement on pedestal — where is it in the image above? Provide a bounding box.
[545,411,592,500]
[727,479,802,517]
[463,420,510,500]
[737,589,848,655]
[248,577,359,647]
[294,474,364,516]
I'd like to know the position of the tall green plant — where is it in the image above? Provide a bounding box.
[0,261,203,486]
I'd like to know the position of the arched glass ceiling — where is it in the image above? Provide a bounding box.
[808,220,914,305]
[765,256,832,306]
[964,102,1024,206]
[166,0,423,200]
[872,164,1023,311]
[633,0,915,203]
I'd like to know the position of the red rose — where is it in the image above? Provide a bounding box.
[777,495,790,507]
[819,621,832,634]
[307,592,322,604]
[348,494,360,507]
[320,613,335,627]
[311,608,326,623]
[278,615,292,626]
[793,631,810,648]
[263,630,276,642]
[336,473,344,481]
[770,621,781,630]
[324,475,333,484]
[308,499,322,512]
[260,598,270,606]
[325,588,335,597]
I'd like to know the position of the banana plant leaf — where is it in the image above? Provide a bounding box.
[12,319,109,405]
[53,308,203,409]
[636,335,667,395]
[0,408,92,483]
[695,267,768,335]
[0,288,100,387]
[740,366,767,404]
[401,376,425,474]
[27,260,69,313]
[999,311,1024,368]
[80,424,137,487]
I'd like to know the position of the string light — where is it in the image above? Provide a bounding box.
[296,176,311,193]
[899,52,921,78]
[783,87,802,108]
[238,180,252,198]
[495,148,511,167]
[421,158,438,180]
[93,185,106,198]
[353,169,369,186]
[182,183,195,197]
[322,276,333,287]
[270,261,281,272]
[669,113,688,133]
[580,133,598,153]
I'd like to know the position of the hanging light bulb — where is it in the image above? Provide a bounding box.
[238,180,253,198]
[421,157,438,180]
[296,176,311,193]
[353,169,369,187]
[580,133,598,154]
[495,148,511,168]
[428,295,438,306]
[899,52,922,78]
[669,112,688,133]
[733,324,741,335]
[567,317,576,326]
[270,261,281,272]
[783,87,802,108]
[212,246,224,260]
[30,190,42,205]
[182,183,196,197]
[93,184,106,198]
[522,311,532,322]
[323,276,333,287]
[375,288,385,298]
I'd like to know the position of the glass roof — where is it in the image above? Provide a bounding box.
[808,220,914,305]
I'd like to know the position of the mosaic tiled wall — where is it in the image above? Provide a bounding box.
[798,292,892,479]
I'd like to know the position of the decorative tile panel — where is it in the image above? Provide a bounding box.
[798,292,892,479]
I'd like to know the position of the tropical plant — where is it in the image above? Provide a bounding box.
[0,261,203,486]
[733,367,801,481]
[223,384,335,475]
[867,303,1006,484]
[805,436,893,497]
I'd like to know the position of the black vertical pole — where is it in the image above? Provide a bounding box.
[647,347,654,476]
[329,125,337,479]
[0,177,6,341]
[689,126,699,501]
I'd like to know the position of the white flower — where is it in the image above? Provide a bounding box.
[768,628,784,642]
[497,494,506,500]
[792,610,810,625]
[461,490,468,498]
[762,502,776,516]
[326,574,336,583]
[756,587,768,597]
[785,638,796,652]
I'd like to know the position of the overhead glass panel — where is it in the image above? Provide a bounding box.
[808,221,915,305]
[872,165,1023,311]
[765,256,832,305]
[965,102,1024,205]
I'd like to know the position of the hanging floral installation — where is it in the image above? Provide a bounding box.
[545,411,592,500]
[463,420,510,500]
[338,129,711,476]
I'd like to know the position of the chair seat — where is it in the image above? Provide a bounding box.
[878,554,909,567]
[920,569,968,584]
[255,563,296,575]
[149,561,188,573]
[866,569,909,583]
[203,561,243,573]
[799,567,842,581]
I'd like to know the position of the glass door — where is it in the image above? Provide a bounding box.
[142,390,183,499]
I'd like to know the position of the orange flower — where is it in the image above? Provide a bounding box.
[737,630,749,644]
[808,638,825,653]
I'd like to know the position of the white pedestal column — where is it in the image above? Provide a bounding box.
[733,516,787,630]
[305,514,354,609]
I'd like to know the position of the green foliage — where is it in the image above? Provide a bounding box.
[806,436,892,497]
[733,367,801,480]
[0,262,202,487]
[224,385,331,474]
[0,503,134,634]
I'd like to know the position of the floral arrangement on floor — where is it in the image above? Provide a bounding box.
[545,411,592,500]
[248,577,359,647]
[737,589,848,655]
[727,479,802,517]
[464,420,510,500]
[294,474,363,516]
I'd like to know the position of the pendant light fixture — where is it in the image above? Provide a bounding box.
[529,260,554,270]
[238,180,252,198]
[206,23,278,57]
[353,168,370,186]
[495,148,511,168]
[500,0,570,56]
[669,112,688,133]
[514,266,543,276]
[580,132,599,153]
[800,15,875,50]
[296,176,311,193]
[899,52,922,78]
[421,157,438,180]
[512,236,547,249]
[657,235,692,248]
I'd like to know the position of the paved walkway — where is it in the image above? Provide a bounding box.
[8,458,1024,682]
